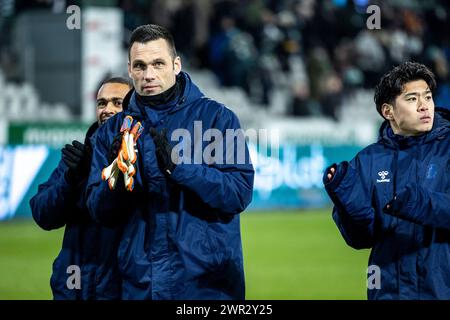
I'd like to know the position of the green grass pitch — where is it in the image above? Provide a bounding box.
[0,209,369,299]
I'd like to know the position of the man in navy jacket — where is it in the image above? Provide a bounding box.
[324,62,450,299]
[30,77,132,299]
[86,24,254,299]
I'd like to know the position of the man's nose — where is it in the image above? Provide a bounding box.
[418,97,429,111]
[143,66,156,80]
[104,101,116,114]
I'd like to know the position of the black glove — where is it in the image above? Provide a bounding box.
[108,132,123,163]
[150,128,177,175]
[62,140,91,185]
[383,195,398,215]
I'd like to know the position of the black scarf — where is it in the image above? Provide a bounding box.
[135,75,183,109]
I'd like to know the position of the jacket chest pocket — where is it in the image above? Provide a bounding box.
[422,162,449,192]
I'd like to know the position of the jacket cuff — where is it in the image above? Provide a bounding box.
[323,161,349,192]
[62,169,78,189]
[169,163,193,184]
[385,184,417,218]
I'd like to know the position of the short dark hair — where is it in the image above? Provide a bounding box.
[374,62,437,119]
[128,24,177,60]
[101,76,133,89]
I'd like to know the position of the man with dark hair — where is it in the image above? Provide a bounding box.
[30,77,132,299]
[127,24,177,60]
[323,61,450,299]
[96,77,133,126]
[86,24,254,300]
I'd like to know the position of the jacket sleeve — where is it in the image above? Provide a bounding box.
[29,160,79,230]
[324,158,376,249]
[386,183,450,230]
[85,122,135,227]
[169,108,254,216]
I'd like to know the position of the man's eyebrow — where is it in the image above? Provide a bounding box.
[132,59,146,65]
[133,58,166,65]
[97,97,123,101]
[404,88,431,97]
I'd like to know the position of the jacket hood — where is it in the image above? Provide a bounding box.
[123,71,204,118]
[378,108,450,148]
[436,106,450,121]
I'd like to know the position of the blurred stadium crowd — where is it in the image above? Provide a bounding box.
[0,0,449,123]
[129,0,450,119]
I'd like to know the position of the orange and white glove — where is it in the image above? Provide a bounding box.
[101,116,144,191]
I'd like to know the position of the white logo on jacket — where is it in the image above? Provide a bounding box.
[376,171,390,183]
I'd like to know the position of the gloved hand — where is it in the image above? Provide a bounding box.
[383,184,419,216]
[108,132,123,163]
[150,128,177,175]
[323,161,349,189]
[383,196,397,214]
[62,140,91,185]
[102,117,144,192]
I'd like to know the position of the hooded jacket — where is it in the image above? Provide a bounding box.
[86,72,254,299]
[324,108,450,299]
[30,123,123,300]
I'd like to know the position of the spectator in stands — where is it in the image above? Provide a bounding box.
[290,82,316,116]
[324,62,450,299]
[427,46,450,110]
[320,72,344,120]
[30,77,132,300]
[86,24,254,299]
[209,16,257,95]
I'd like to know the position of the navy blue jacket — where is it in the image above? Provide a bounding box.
[86,72,254,300]
[30,123,123,300]
[324,108,450,299]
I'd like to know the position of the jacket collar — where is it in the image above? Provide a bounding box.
[378,108,450,149]
[123,71,204,121]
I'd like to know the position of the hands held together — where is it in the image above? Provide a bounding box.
[62,140,92,185]
[103,115,178,192]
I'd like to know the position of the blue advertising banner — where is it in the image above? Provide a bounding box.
[0,143,363,220]
[0,145,60,220]
[249,143,362,210]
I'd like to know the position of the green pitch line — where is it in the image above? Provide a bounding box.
[0,210,369,300]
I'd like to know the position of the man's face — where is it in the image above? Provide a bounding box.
[96,83,130,126]
[128,38,181,96]
[387,80,435,136]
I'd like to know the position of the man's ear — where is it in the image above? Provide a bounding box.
[382,103,394,120]
[128,61,132,78]
[173,56,182,75]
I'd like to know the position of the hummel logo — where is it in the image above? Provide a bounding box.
[376,171,390,183]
